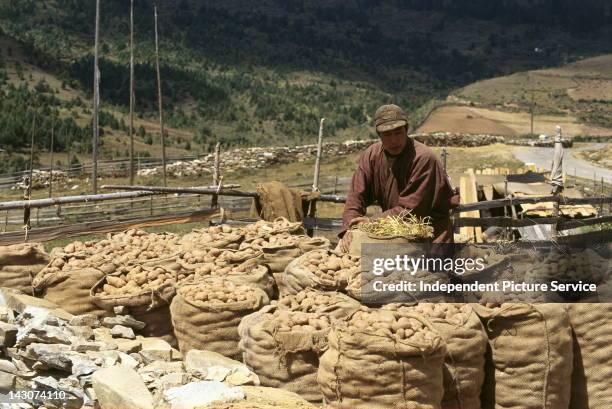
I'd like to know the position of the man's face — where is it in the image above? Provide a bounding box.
[379,126,408,156]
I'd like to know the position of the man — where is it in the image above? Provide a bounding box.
[339,104,458,250]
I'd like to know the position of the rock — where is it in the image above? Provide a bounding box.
[93,327,114,343]
[34,376,83,409]
[0,289,73,321]
[69,355,99,378]
[163,381,244,409]
[72,340,107,353]
[159,372,188,389]
[92,367,154,409]
[113,306,128,315]
[0,306,15,323]
[16,324,71,347]
[110,325,135,339]
[0,360,17,374]
[24,343,73,372]
[85,350,119,368]
[117,352,139,370]
[0,371,16,393]
[102,316,146,331]
[115,339,142,354]
[184,350,259,386]
[66,325,94,341]
[138,337,173,363]
[0,322,18,347]
[69,314,100,328]
[139,361,184,375]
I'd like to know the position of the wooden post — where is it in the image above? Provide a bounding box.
[530,91,535,135]
[312,118,325,192]
[504,175,509,240]
[49,118,54,198]
[211,142,221,208]
[441,147,447,172]
[307,118,325,237]
[129,0,135,186]
[3,211,7,233]
[601,177,605,215]
[153,2,167,187]
[92,0,101,194]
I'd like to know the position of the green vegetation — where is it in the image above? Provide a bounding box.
[0,0,610,173]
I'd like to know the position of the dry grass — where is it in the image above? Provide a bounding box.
[356,210,434,240]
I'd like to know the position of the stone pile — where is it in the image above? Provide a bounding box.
[12,170,70,191]
[0,288,291,409]
[412,132,505,147]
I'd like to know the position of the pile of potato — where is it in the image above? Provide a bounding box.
[278,290,339,313]
[385,303,472,326]
[179,278,259,305]
[526,249,608,284]
[181,225,243,249]
[348,308,437,342]
[193,261,265,278]
[239,218,302,240]
[179,247,224,265]
[300,250,360,283]
[97,265,176,297]
[274,309,332,332]
[240,232,301,251]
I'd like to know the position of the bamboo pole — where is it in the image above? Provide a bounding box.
[0,191,157,211]
[92,0,101,194]
[307,118,325,236]
[129,0,135,186]
[153,2,167,187]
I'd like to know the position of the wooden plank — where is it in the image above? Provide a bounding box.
[454,215,612,230]
[0,209,220,245]
[455,195,612,213]
[459,171,483,243]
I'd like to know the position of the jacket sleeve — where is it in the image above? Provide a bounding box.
[341,155,373,236]
[376,153,453,221]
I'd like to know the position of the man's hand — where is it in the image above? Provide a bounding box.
[348,216,370,227]
[337,230,353,253]
[336,217,369,253]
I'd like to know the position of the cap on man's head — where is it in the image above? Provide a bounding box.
[374,104,408,133]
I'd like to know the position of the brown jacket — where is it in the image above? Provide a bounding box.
[342,139,458,243]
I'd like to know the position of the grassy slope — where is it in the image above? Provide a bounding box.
[441,54,612,136]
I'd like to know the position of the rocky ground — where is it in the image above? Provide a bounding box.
[0,288,315,409]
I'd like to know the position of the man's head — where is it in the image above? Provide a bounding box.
[374,104,409,156]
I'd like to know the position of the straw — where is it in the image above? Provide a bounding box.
[355,210,434,240]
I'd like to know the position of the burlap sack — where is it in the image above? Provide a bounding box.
[180,261,276,299]
[239,306,329,402]
[281,250,354,296]
[347,230,415,256]
[91,268,177,345]
[262,236,330,292]
[567,303,611,409]
[277,290,361,321]
[170,278,269,358]
[34,267,110,318]
[0,243,49,295]
[180,230,243,251]
[474,303,573,409]
[317,310,446,409]
[386,304,487,409]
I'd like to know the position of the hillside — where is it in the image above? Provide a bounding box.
[418,54,612,137]
[0,0,611,173]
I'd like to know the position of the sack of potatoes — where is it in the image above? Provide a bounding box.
[189,260,275,298]
[180,224,244,251]
[281,249,360,296]
[239,217,305,241]
[239,305,331,402]
[91,264,178,344]
[170,276,269,358]
[0,243,49,296]
[276,290,360,321]
[384,303,487,409]
[317,307,446,409]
